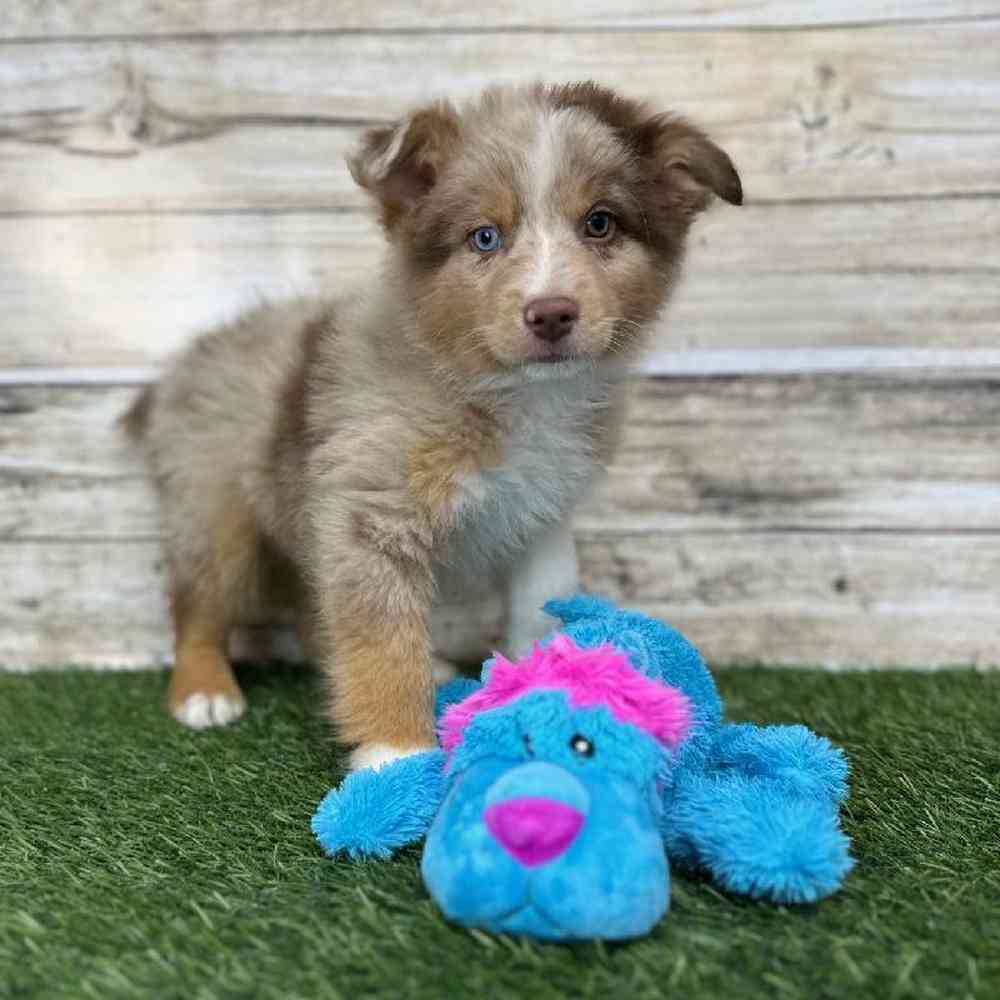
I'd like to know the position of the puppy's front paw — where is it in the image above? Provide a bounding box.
[172,692,246,730]
[349,742,436,773]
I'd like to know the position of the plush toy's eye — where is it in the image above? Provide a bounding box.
[570,734,595,758]
[470,225,502,253]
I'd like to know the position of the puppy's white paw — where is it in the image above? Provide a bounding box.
[173,692,246,730]
[349,743,433,774]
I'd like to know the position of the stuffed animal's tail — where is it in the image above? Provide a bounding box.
[543,594,620,626]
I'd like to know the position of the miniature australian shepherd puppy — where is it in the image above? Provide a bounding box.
[125,81,741,771]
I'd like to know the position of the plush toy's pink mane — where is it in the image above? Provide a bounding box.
[440,635,692,754]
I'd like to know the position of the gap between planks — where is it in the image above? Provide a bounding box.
[1,192,997,220]
[4,350,1000,386]
[3,13,1000,47]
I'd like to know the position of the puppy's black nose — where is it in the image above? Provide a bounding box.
[523,297,579,343]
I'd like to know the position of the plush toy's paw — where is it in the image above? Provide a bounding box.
[709,724,850,803]
[312,750,447,860]
[666,771,853,904]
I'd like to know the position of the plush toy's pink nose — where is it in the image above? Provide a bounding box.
[484,797,585,867]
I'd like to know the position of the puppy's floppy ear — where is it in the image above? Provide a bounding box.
[633,114,743,217]
[348,102,461,230]
[546,83,741,217]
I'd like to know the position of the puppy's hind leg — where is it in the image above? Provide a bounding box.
[166,500,257,730]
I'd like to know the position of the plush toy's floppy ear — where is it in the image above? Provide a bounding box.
[347,102,461,231]
[312,750,447,860]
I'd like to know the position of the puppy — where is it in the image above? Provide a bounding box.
[124,81,741,771]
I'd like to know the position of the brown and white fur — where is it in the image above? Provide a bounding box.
[124,82,741,771]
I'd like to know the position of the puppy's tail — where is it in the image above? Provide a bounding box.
[118,384,155,441]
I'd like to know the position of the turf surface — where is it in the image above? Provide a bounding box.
[1,664,997,1000]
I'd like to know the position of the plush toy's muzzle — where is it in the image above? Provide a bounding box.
[420,638,695,942]
[483,762,588,867]
[422,750,670,941]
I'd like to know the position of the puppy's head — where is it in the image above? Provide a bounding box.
[349,82,741,380]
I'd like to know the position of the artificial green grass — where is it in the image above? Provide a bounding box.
[1,665,997,1000]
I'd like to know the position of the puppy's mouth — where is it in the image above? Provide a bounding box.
[523,340,582,365]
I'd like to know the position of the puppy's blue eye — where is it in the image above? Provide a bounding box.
[470,225,502,253]
[570,734,595,758]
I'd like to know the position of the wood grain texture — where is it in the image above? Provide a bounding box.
[2,6,997,672]
[640,348,1000,376]
[0,375,1000,669]
[2,1,994,38]
[0,212,382,368]
[579,532,999,668]
[579,375,1000,534]
[1,22,999,209]
[1,376,997,668]
[4,377,998,541]
[0,541,504,669]
[2,197,998,368]
[6,375,1000,538]
[8,394,995,670]
[2,534,995,670]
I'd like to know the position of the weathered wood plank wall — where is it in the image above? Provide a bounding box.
[3,2,997,36]
[1,2,997,668]
[4,200,1000,368]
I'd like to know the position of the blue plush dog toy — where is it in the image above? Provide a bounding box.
[313,597,853,941]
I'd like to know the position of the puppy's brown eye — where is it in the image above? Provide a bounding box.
[584,210,614,240]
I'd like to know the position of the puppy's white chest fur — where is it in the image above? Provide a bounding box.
[441,368,612,582]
